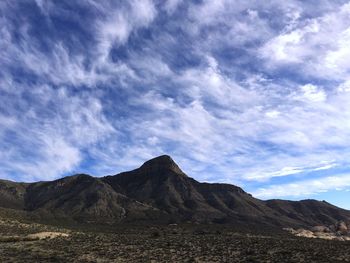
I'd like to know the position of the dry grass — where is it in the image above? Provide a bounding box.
[0,219,350,262]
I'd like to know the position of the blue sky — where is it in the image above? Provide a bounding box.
[1,0,350,209]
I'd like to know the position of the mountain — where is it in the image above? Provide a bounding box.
[23,174,162,223]
[103,155,275,224]
[0,155,349,228]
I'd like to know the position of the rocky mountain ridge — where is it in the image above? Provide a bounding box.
[0,155,349,230]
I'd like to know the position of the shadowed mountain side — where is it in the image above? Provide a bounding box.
[0,179,28,210]
[0,155,349,227]
[265,199,350,226]
[23,174,163,223]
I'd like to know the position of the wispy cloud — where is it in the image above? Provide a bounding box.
[260,2,350,81]
[1,0,350,205]
[0,84,115,181]
[95,0,157,61]
[253,174,350,199]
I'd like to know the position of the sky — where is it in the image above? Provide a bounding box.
[1,0,350,209]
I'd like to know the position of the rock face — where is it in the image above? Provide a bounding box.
[285,220,350,241]
[337,221,348,234]
[0,155,350,227]
[23,174,162,223]
[0,180,27,209]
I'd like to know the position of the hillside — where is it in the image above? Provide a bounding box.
[0,155,349,228]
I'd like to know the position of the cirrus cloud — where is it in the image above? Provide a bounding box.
[1,0,350,209]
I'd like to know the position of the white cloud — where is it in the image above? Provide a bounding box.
[178,56,260,109]
[299,84,327,102]
[2,0,350,203]
[96,0,157,61]
[253,174,350,199]
[0,84,116,181]
[163,0,183,14]
[260,21,320,63]
[244,161,338,181]
[0,1,155,88]
[116,50,350,185]
[265,110,281,118]
[17,136,82,182]
[260,2,350,81]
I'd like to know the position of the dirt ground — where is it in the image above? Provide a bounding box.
[0,220,349,263]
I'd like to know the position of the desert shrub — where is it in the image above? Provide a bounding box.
[150,230,160,238]
[192,229,208,235]
[0,235,41,242]
[0,236,22,242]
[22,236,40,241]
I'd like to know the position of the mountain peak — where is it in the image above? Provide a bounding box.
[139,155,185,176]
[144,154,174,163]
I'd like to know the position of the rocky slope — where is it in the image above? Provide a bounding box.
[285,220,350,241]
[0,155,349,228]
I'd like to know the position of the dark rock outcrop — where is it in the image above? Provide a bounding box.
[0,155,349,227]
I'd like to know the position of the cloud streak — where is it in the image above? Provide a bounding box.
[253,174,350,199]
[1,0,350,207]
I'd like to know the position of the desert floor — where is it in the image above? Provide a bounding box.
[0,219,349,263]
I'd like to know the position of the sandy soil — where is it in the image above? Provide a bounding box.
[26,232,69,240]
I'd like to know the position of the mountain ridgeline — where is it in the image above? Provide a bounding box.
[0,155,349,228]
